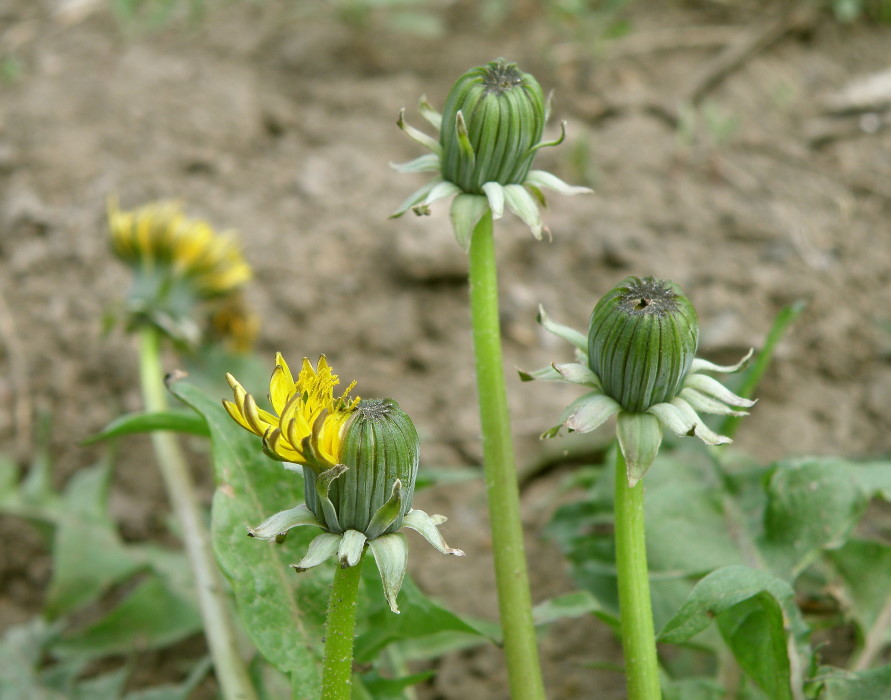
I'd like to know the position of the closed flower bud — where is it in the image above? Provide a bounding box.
[439,58,545,194]
[588,276,699,413]
[304,398,419,536]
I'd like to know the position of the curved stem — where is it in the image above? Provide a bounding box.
[467,211,545,700]
[320,553,365,700]
[138,325,257,700]
[614,447,661,700]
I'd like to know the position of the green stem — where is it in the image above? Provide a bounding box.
[138,325,257,700]
[614,447,661,700]
[320,553,365,700]
[467,211,545,700]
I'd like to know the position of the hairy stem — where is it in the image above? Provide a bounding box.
[467,210,545,699]
[138,325,256,700]
[614,447,662,700]
[320,554,365,700]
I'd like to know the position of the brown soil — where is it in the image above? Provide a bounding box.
[1,1,890,698]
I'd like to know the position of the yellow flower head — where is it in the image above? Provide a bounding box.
[109,199,251,299]
[209,293,260,354]
[224,354,359,470]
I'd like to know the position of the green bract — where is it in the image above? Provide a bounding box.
[589,276,699,413]
[521,276,756,486]
[304,398,418,536]
[392,57,591,246]
[439,59,545,194]
[246,397,463,613]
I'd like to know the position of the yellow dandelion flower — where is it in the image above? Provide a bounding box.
[109,199,251,299]
[224,354,359,470]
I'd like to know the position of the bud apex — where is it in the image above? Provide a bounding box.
[588,277,699,413]
[439,58,545,194]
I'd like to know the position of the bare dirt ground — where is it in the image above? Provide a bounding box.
[1,1,890,698]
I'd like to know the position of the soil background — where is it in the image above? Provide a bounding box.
[1,1,890,698]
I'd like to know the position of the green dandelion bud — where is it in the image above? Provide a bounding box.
[439,58,545,194]
[392,58,591,244]
[304,398,418,537]
[226,355,463,613]
[520,277,756,485]
[588,276,699,413]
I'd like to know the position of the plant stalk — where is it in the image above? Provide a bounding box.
[320,554,365,700]
[138,325,257,700]
[467,210,545,700]
[614,447,662,700]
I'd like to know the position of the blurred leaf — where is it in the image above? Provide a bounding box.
[662,676,725,700]
[849,459,891,501]
[44,464,143,619]
[813,664,891,699]
[53,574,201,658]
[720,300,805,440]
[169,379,323,694]
[354,670,436,700]
[123,657,212,700]
[68,667,129,700]
[532,589,617,627]
[83,411,209,445]
[828,539,891,635]
[760,458,867,580]
[0,619,65,699]
[354,567,495,664]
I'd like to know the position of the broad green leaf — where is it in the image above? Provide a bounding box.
[849,459,891,501]
[69,667,128,700]
[716,593,792,700]
[828,539,891,634]
[813,664,891,700]
[0,619,66,700]
[659,566,800,700]
[169,379,322,695]
[52,574,201,658]
[760,458,867,580]
[83,411,209,444]
[44,464,143,619]
[354,566,495,664]
[659,565,795,644]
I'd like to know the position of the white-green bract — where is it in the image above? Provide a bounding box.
[520,305,755,486]
[391,58,591,247]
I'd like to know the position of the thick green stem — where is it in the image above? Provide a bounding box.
[614,447,661,700]
[467,211,545,700]
[138,325,257,700]
[320,554,365,700]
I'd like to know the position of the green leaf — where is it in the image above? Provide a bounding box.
[849,459,891,501]
[354,670,436,700]
[83,411,209,444]
[659,565,799,700]
[813,664,891,700]
[168,379,323,695]
[662,677,725,700]
[44,464,143,619]
[828,539,891,634]
[354,567,495,663]
[760,457,867,579]
[123,657,212,700]
[52,574,201,658]
[532,589,616,627]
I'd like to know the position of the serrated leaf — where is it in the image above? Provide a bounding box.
[760,458,867,580]
[83,411,209,445]
[52,575,201,659]
[44,464,143,619]
[168,379,322,695]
